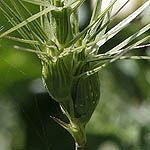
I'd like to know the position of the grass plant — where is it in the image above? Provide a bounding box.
[0,0,150,149]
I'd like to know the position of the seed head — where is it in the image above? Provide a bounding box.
[1,0,150,146]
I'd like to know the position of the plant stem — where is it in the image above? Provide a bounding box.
[75,143,85,150]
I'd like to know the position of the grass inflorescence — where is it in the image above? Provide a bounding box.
[0,0,150,149]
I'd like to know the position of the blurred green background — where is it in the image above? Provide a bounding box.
[0,0,150,150]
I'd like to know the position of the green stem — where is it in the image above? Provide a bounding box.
[75,143,85,150]
[70,123,86,147]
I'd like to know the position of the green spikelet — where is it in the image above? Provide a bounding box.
[42,56,72,102]
[51,6,73,47]
[42,51,100,126]
[72,64,100,125]
[42,53,100,146]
